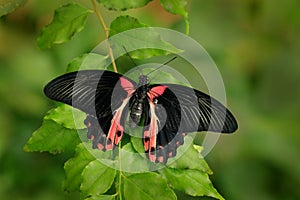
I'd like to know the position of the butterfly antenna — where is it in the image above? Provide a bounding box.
[146,56,177,76]
[122,45,143,75]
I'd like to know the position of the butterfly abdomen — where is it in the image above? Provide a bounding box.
[129,84,149,128]
[129,97,144,128]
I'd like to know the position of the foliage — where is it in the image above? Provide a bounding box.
[18,0,222,200]
[0,0,26,17]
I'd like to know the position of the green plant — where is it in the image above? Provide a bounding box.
[21,0,224,199]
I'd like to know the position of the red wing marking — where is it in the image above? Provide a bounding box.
[148,85,167,101]
[120,77,135,97]
[144,85,168,163]
[144,85,169,163]
[143,101,158,162]
[106,77,134,150]
[106,97,130,150]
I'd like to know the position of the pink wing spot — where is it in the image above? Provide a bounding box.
[120,77,135,97]
[106,141,113,150]
[97,143,104,150]
[144,138,149,152]
[149,153,156,162]
[157,156,164,163]
[148,86,168,101]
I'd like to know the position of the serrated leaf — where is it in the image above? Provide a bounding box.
[0,0,25,17]
[44,104,86,129]
[81,160,116,196]
[161,168,224,200]
[24,119,80,154]
[109,15,147,37]
[109,15,182,59]
[85,195,115,200]
[66,53,109,73]
[159,0,189,34]
[63,143,95,191]
[64,142,115,192]
[37,3,91,49]
[123,172,177,200]
[97,0,151,11]
[167,136,212,174]
[159,0,188,17]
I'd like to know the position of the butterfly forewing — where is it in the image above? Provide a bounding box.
[44,70,136,115]
[44,70,137,150]
[148,84,237,133]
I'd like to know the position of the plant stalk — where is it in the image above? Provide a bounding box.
[91,0,118,73]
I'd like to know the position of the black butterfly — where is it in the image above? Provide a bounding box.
[44,70,237,163]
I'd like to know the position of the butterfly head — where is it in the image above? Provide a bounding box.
[138,75,149,87]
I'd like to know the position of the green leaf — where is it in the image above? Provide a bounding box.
[167,136,212,174]
[81,160,116,196]
[24,119,81,154]
[159,0,188,17]
[63,143,95,191]
[123,172,177,200]
[109,15,182,59]
[97,0,151,11]
[66,53,109,73]
[37,3,91,49]
[85,195,115,200]
[130,136,145,155]
[63,142,116,192]
[109,15,147,37]
[159,0,189,34]
[44,104,86,129]
[0,0,25,17]
[119,143,150,172]
[161,168,224,200]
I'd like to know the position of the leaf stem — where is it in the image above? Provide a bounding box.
[118,142,123,200]
[91,0,118,73]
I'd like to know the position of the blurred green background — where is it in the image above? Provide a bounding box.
[1,0,300,199]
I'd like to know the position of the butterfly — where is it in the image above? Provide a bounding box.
[44,69,238,164]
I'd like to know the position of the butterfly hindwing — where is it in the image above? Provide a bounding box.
[146,84,238,163]
[44,70,136,149]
